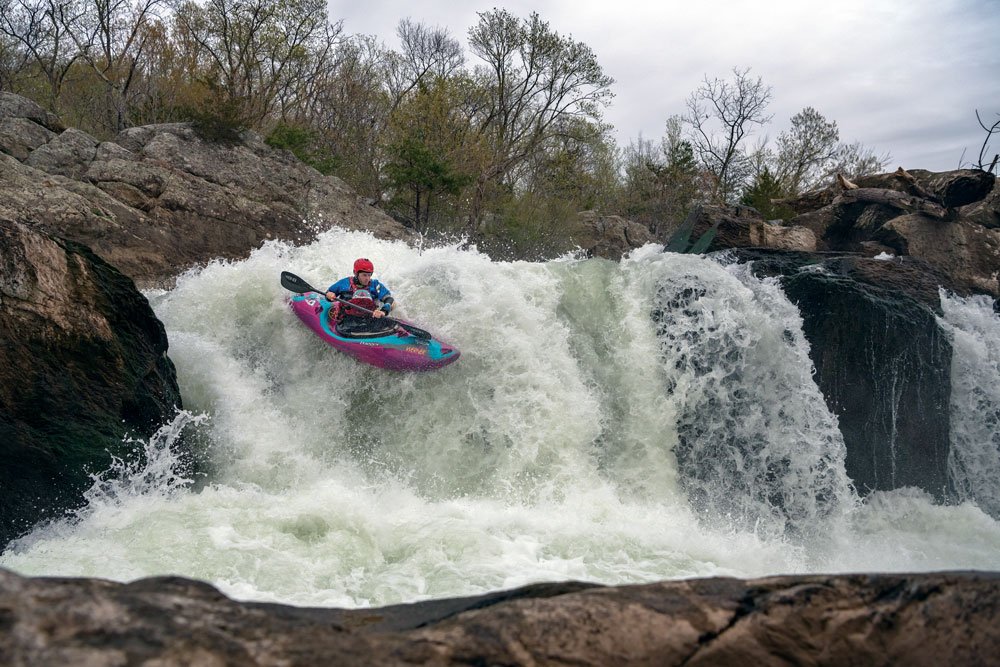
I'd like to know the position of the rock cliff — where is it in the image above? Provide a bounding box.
[0,92,414,289]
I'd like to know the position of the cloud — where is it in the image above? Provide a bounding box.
[328,0,1000,170]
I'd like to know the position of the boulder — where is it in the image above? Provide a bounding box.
[0,219,182,548]
[961,179,1000,229]
[678,204,815,252]
[1,568,998,665]
[0,117,56,161]
[0,91,63,132]
[876,214,1000,296]
[734,250,953,499]
[856,168,996,208]
[24,127,99,179]
[571,211,655,258]
[790,188,950,251]
[747,220,816,251]
[686,204,760,250]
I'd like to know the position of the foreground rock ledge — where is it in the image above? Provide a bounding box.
[1,569,997,665]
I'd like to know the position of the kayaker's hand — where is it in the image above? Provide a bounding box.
[372,309,385,318]
[325,291,336,302]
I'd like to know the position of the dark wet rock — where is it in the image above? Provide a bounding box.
[855,168,996,209]
[732,250,953,498]
[0,219,182,548]
[687,203,760,250]
[1,568,997,665]
[684,204,817,253]
[726,169,1000,298]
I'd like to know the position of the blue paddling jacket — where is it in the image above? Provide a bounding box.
[327,277,393,316]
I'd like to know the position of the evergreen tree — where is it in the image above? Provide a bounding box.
[741,167,794,220]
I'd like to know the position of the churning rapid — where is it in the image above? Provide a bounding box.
[3,229,1000,607]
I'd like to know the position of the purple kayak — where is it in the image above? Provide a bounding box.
[288,292,460,371]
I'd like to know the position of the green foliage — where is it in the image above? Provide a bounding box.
[741,167,795,220]
[381,76,482,232]
[621,117,700,237]
[384,135,471,231]
[179,95,248,144]
[265,123,311,152]
[266,123,338,174]
[775,106,840,193]
[475,192,579,261]
[524,119,619,214]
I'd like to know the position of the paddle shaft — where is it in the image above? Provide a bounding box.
[280,271,431,339]
[325,292,384,317]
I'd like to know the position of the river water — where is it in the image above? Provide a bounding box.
[3,228,999,607]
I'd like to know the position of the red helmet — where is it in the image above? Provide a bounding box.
[353,258,374,274]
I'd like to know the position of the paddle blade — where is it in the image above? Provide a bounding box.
[687,219,720,254]
[665,207,698,253]
[281,271,321,295]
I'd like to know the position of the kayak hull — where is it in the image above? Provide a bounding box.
[288,293,459,371]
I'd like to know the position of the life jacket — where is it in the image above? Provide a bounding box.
[342,277,378,317]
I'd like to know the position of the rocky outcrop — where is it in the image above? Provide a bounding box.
[571,211,655,258]
[1,568,997,665]
[854,168,996,208]
[695,168,1000,298]
[0,92,414,288]
[876,213,1000,296]
[0,219,182,547]
[687,204,817,252]
[733,250,954,499]
[0,92,63,134]
[961,179,1000,229]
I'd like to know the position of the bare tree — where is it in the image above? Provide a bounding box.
[466,8,614,225]
[172,0,337,126]
[0,12,31,91]
[826,140,890,181]
[57,0,167,134]
[274,18,343,123]
[774,106,840,193]
[388,18,463,101]
[683,66,772,203]
[975,109,999,174]
[305,33,395,197]
[0,0,81,110]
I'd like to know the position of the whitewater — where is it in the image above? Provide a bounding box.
[3,228,1000,608]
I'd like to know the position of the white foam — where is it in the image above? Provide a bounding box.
[4,230,999,607]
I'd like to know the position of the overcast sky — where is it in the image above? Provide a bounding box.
[327,0,1000,173]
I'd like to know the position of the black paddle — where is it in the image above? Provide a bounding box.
[280,271,432,340]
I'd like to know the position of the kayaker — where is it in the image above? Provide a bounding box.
[325,258,396,336]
